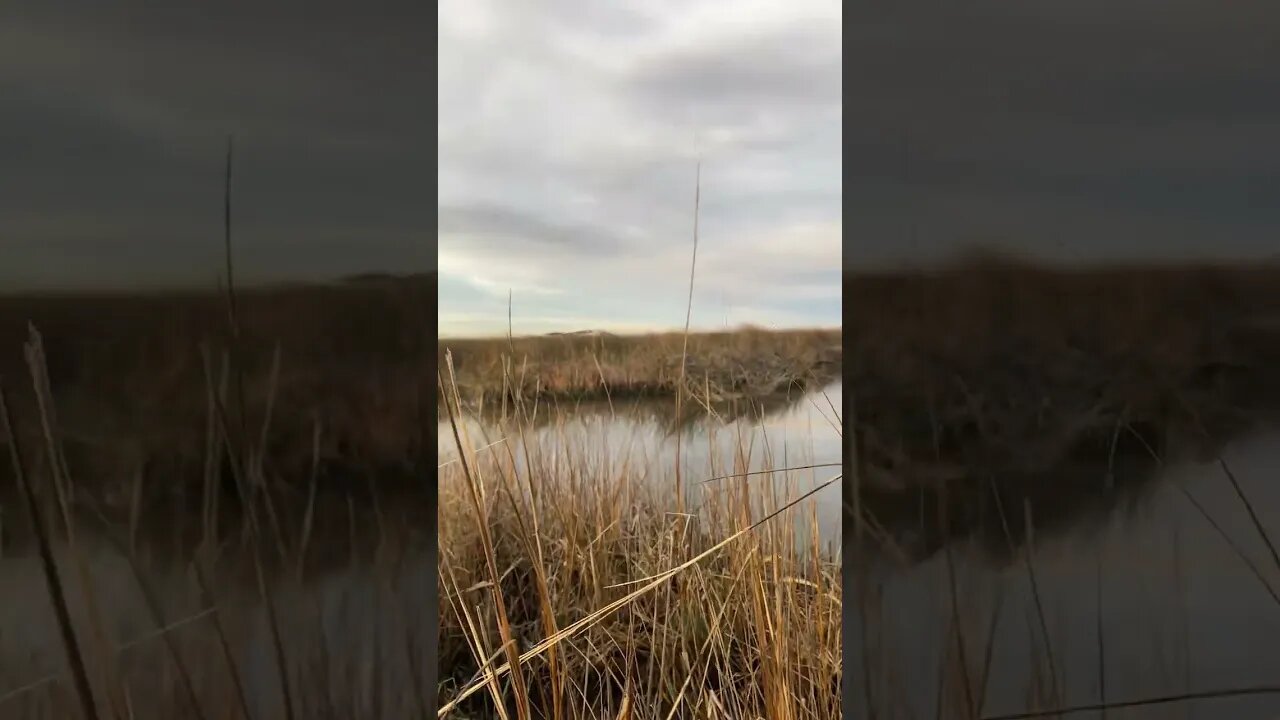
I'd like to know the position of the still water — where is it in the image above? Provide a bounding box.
[438,382,843,550]
[852,429,1280,719]
[0,540,434,717]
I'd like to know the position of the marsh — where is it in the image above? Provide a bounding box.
[437,332,843,718]
[848,260,1280,719]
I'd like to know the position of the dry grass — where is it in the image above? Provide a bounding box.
[436,359,842,719]
[0,278,842,719]
[846,257,1280,570]
[848,257,1280,490]
[0,277,433,509]
[439,327,841,409]
[848,254,1280,719]
[0,314,435,720]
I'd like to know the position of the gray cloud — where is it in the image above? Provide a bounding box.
[437,204,631,256]
[624,24,841,114]
[1,1,430,290]
[438,0,841,335]
[848,1,1280,267]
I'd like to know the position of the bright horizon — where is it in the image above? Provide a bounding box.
[437,320,843,340]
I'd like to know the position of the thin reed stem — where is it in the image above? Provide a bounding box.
[0,386,100,720]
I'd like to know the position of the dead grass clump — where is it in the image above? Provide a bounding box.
[0,279,433,510]
[848,260,1280,492]
[439,328,842,408]
[437,368,842,719]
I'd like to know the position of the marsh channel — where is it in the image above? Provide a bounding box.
[438,381,844,550]
[851,425,1280,719]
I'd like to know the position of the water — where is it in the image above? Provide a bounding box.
[0,536,434,717]
[852,429,1280,719]
[439,382,843,549]
[0,465,433,716]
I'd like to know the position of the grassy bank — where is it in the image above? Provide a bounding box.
[847,257,1280,718]
[437,372,842,718]
[848,257,1280,494]
[438,327,841,409]
[0,279,435,717]
[0,277,432,513]
[0,316,434,719]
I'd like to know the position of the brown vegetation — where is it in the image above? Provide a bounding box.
[0,274,842,718]
[849,258,1280,490]
[0,276,433,530]
[439,327,842,409]
[846,258,1280,564]
[437,371,842,718]
[847,257,1280,718]
[0,278,437,719]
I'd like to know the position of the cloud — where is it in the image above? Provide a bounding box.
[1,1,431,290]
[847,0,1280,266]
[438,204,633,256]
[437,0,841,335]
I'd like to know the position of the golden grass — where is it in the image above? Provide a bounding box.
[439,327,841,409]
[436,355,842,719]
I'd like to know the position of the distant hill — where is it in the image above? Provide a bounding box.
[339,272,433,286]
[546,329,617,338]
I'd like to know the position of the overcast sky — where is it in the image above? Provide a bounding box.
[438,0,841,337]
[849,1,1280,269]
[2,2,430,291]
[16,5,1268,323]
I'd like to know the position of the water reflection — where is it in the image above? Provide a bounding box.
[0,544,433,718]
[851,429,1280,719]
[0,460,431,716]
[440,383,844,547]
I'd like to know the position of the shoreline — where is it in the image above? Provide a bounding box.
[847,260,1280,565]
[438,327,842,408]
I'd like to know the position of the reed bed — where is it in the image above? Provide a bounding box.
[1,325,435,720]
[848,257,1280,492]
[0,324,841,719]
[440,328,841,408]
[847,258,1280,718]
[437,358,842,719]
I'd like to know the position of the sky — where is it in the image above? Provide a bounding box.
[12,4,1267,326]
[437,0,842,337]
[1,2,431,291]
[849,1,1280,269]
